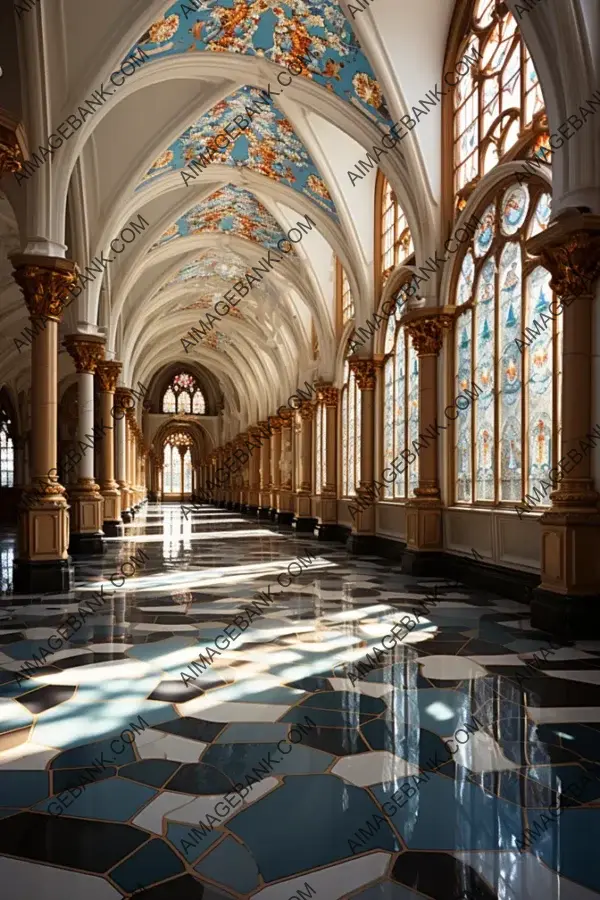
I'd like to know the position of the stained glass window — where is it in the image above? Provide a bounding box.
[453,0,546,212]
[0,412,14,488]
[337,261,355,329]
[382,313,419,500]
[380,177,414,284]
[453,180,558,505]
[162,372,206,415]
[163,432,193,494]
[341,359,361,497]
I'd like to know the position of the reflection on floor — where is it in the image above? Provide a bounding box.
[0,503,599,899]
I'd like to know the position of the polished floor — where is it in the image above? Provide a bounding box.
[0,504,599,899]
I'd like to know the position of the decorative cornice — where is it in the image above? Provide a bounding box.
[64,335,105,373]
[11,258,78,322]
[96,360,122,393]
[349,358,377,390]
[405,314,453,357]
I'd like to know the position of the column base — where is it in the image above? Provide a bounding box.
[314,522,347,541]
[104,520,123,537]
[121,509,132,524]
[531,586,600,640]
[346,532,378,554]
[246,505,259,517]
[293,516,318,533]
[401,549,445,576]
[148,491,158,502]
[69,532,105,556]
[275,511,294,527]
[13,557,74,594]
[233,502,241,512]
[257,507,272,520]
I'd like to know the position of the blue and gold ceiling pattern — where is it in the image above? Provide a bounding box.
[140,85,336,217]
[135,1,390,126]
[150,184,293,251]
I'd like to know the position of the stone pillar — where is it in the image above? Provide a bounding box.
[125,415,134,515]
[276,411,295,526]
[402,313,452,574]
[11,256,76,593]
[269,417,283,519]
[528,214,600,637]
[64,334,106,555]
[96,360,122,536]
[114,388,132,521]
[293,401,317,533]
[258,423,272,518]
[348,359,378,554]
[315,385,340,540]
[247,427,261,515]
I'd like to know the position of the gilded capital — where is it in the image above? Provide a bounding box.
[96,360,122,393]
[406,315,453,357]
[350,359,377,390]
[64,335,105,373]
[318,385,339,407]
[298,400,314,420]
[527,213,600,300]
[0,141,23,175]
[268,416,283,432]
[12,258,78,322]
[115,387,133,411]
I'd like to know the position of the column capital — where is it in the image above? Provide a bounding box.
[349,358,377,390]
[96,360,122,393]
[11,256,78,322]
[317,384,339,407]
[0,118,25,176]
[64,334,105,373]
[527,212,600,299]
[268,416,284,432]
[115,386,133,410]
[248,425,261,437]
[278,408,293,424]
[298,401,314,420]
[405,311,453,357]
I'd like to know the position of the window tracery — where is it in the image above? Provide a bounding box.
[382,308,420,499]
[162,372,206,415]
[379,177,414,285]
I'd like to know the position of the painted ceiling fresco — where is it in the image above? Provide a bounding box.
[134,2,390,127]
[140,85,336,217]
[161,250,250,290]
[149,185,294,251]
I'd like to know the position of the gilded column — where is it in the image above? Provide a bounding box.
[64,334,106,555]
[315,385,340,540]
[348,359,378,553]
[527,214,600,636]
[258,423,272,518]
[403,313,453,573]
[277,411,295,526]
[11,257,77,593]
[293,401,317,533]
[269,417,283,520]
[114,388,133,521]
[247,427,261,515]
[96,360,122,536]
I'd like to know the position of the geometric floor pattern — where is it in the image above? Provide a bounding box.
[0,503,599,899]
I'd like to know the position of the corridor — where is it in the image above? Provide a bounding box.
[0,505,599,898]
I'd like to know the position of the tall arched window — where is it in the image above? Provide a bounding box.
[341,359,361,497]
[336,260,355,331]
[163,432,193,493]
[0,409,14,488]
[453,179,557,504]
[453,0,546,213]
[162,372,206,415]
[382,307,419,499]
[378,175,414,286]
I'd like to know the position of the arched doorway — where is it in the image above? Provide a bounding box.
[162,431,194,500]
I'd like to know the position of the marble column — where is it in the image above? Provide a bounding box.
[348,359,378,554]
[247,428,261,515]
[269,417,283,519]
[114,388,132,521]
[96,360,122,536]
[528,213,600,637]
[64,334,106,555]
[11,256,76,593]
[402,313,453,574]
[277,411,295,526]
[294,401,317,533]
[315,385,340,540]
[258,423,272,519]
